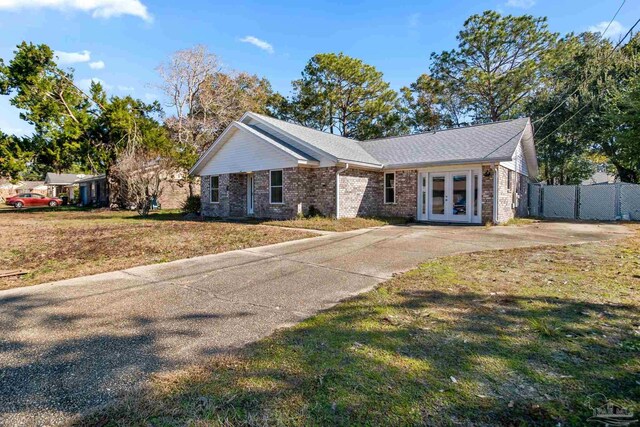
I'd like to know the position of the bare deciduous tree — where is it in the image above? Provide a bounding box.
[110,145,176,216]
[156,45,221,156]
[157,45,275,194]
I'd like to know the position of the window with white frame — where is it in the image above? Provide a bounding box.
[384,172,395,204]
[270,170,283,204]
[507,170,514,191]
[210,176,219,203]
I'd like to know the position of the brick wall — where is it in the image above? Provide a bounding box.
[201,165,533,223]
[481,165,494,224]
[201,167,338,219]
[336,169,417,219]
[338,168,380,218]
[201,174,231,217]
[304,167,337,217]
[380,170,417,218]
[492,165,531,224]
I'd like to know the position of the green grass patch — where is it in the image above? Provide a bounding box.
[82,226,640,426]
[501,217,540,226]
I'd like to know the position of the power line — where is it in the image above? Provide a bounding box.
[533,18,640,147]
[599,0,626,40]
[483,16,639,161]
[533,0,629,135]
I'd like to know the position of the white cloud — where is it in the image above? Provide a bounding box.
[588,20,627,39]
[89,60,105,70]
[408,13,420,29]
[117,85,134,91]
[239,36,274,54]
[505,0,535,9]
[55,50,91,64]
[0,0,152,22]
[77,77,111,91]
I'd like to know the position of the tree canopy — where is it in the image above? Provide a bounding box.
[157,45,275,183]
[430,11,557,123]
[274,53,401,140]
[0,42,174,197]
[0,11,638,187]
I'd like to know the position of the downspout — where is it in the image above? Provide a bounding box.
[335,163,349,219]
[493,163,499,224]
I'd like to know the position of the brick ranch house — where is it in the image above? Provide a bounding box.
[190,112,538,224]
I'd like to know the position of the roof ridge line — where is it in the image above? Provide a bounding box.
[360,117,529,143]
[249,112,361,142]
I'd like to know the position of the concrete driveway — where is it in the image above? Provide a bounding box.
[0,221,630,426]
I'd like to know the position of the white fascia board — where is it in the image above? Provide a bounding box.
[521,119,539,178]
[383,157,512,170]
[336,159,383,170]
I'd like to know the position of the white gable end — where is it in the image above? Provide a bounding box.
[199,128,299,176]
[500,140,529,177]
[244,118,337,167]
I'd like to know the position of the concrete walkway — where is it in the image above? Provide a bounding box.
[0,222,630,426]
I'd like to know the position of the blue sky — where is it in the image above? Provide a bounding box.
[0,0,637,136]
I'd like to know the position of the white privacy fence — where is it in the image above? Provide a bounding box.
[529,183,640,221]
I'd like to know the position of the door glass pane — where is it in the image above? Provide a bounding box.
[452,175,467,216]
[431,176,445,215]
[421,177,427,215]
[473,174,479,216]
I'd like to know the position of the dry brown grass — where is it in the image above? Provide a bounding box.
[0,208,314,290]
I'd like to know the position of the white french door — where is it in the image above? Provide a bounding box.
[246,174,255,215]
[429,173,448,221]
[418,170,481,223]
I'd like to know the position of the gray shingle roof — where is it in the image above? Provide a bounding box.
[75,174,105,184]
[44,173,90,185]
[191,112,535,176]
[356,117,531,168]
[249,113,382,166]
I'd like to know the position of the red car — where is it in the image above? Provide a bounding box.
[5,193,63,208]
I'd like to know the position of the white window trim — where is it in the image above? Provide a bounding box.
[210,175,220,204]
[384,172,396,204]
[269,169,284,205]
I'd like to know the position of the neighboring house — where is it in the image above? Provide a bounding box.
[78,172,190,209]
[190,112,538,224]
[44,173,90,202]
[0,180,48,200]
[581,164,618,185]
[77,174,108,206]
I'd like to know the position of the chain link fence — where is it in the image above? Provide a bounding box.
[528,183,640,221]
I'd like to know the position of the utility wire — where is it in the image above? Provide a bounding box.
[533,1,632,135]
[533,18,640,147]
[482,15,640,161]
[599,0,626,40]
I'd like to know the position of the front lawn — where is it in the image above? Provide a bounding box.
[262,216,409,232]
[0,208,315,290]
[84,226,640,426]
